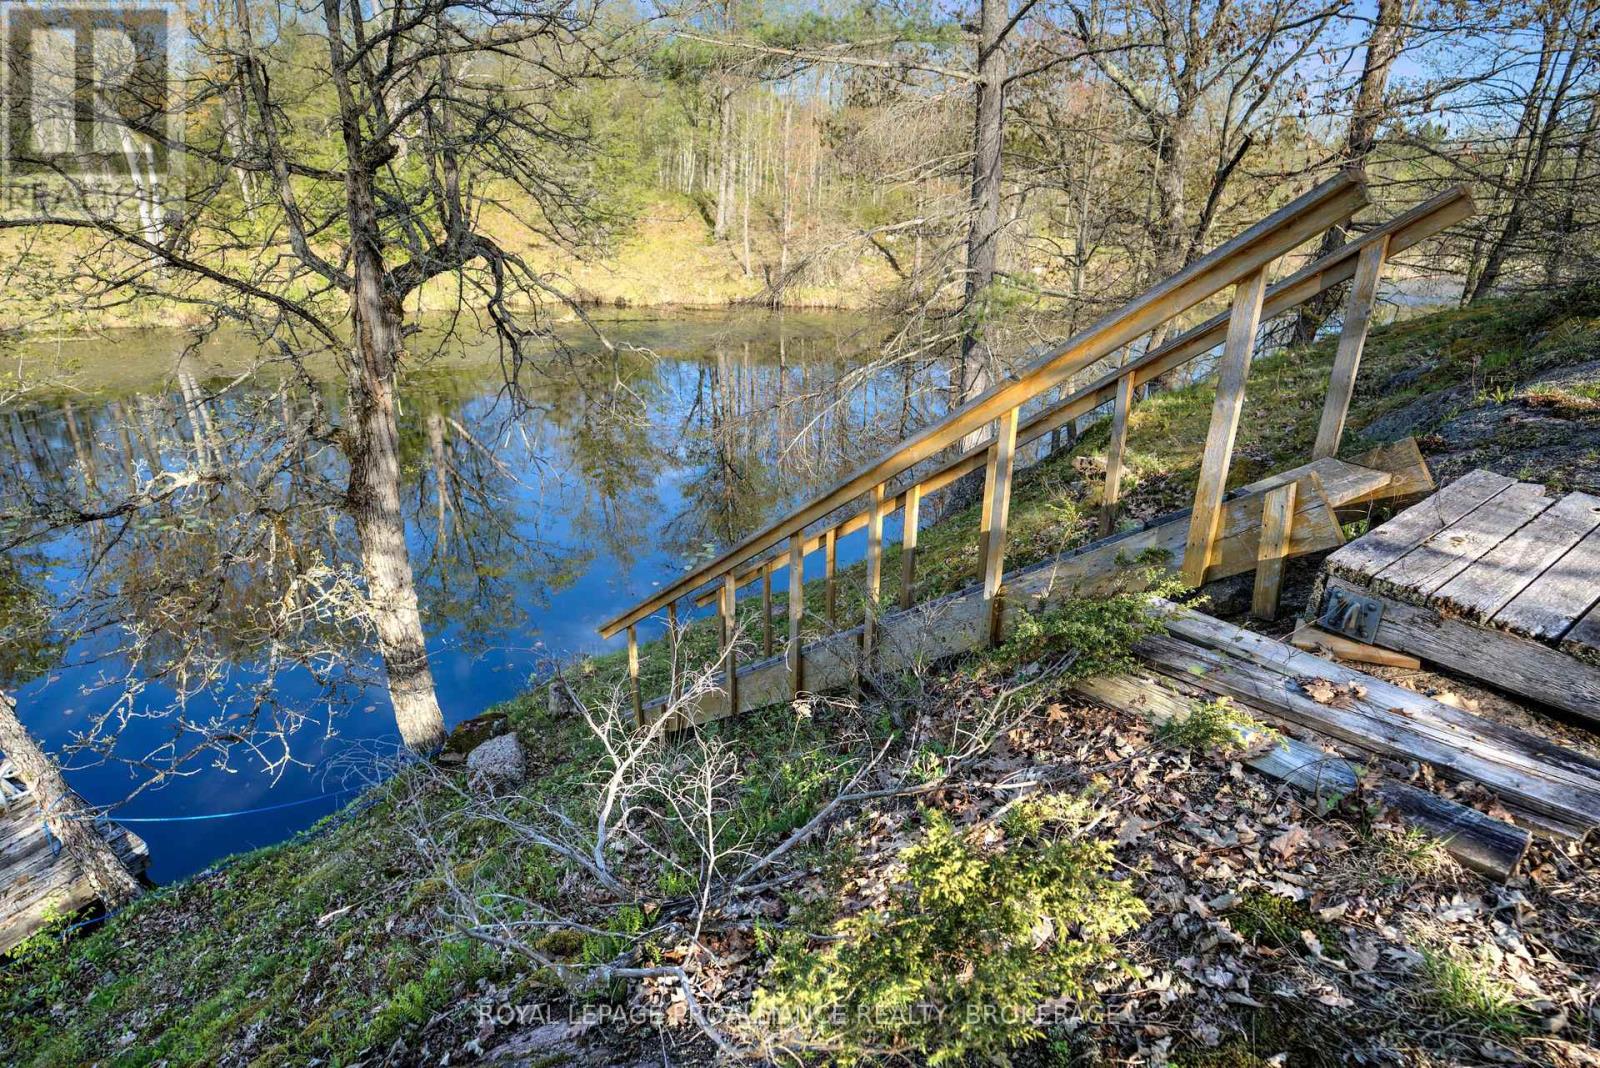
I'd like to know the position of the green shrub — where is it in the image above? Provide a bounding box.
[985,565,1184,681]
[1159,696,1276,753]
[752,795,1146,1065]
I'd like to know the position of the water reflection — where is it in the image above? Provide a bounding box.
[0,311,910,880]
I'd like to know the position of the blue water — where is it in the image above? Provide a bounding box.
[1,311,920,881]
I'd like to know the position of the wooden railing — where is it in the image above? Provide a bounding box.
[598,174,1474,720]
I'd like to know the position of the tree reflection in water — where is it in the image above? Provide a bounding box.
[0,311,928,880]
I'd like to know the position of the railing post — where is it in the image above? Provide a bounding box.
[788,536,805,696]
[627,625,642,725]
[1251,481,1297,620]
[823,527,838,626]
[721,573,738,715]
[1101,373,1135,537]
[899,482,922,611]
[1313,234,1389,460]
[863,483,886,661]
[1181,267,1270,588]
[761,569,774,657]
[981,406,1020,645]
[666,602,679,702]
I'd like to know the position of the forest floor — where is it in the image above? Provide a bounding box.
[2,287,1600,1067]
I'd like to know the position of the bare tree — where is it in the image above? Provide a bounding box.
[2,0,622,750]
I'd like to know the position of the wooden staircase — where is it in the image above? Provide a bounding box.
[600,173,1475,722]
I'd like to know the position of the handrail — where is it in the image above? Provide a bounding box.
[598,170,1370,639]
[686,184,1475,606]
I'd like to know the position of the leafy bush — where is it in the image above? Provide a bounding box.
[752,796,1146,1065]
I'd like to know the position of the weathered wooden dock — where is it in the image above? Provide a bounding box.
[0,759,149,956]
[1315,469,1600,727]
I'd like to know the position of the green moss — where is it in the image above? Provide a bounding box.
[1224,891,1331,952]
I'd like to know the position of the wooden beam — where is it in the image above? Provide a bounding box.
[627,625,643,725]
[823,526,837,627]
[900,481,921,611]
[598,174,1370,638]
[1289,621,1422,669]
[1100,373,1135,536]
[1313,235,1389,460]
[788,536,805,696]
[981,407,1021,644]
[1251,481,1296,620]
[1074,670,1529,880]
[863,483,886,661]
[1320,575,1600,727]
[722,573,738,714]
[1182,267,1270,587]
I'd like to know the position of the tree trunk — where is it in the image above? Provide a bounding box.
[957,0,1008,450]
[1295,0,1410,341]
[714,82,735,241]
[1471,3,1586,302]
[329,4,448,751]
[0,692,141,908]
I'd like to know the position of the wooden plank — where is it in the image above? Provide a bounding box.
[1321,575,1600,726]
[1346,437,1433,505]
[1252,481,1296,620]
[1135,629,1600,830]
[788,537,805,695]
[1153,604,1600,803]
[1493,520,1600,643]
[599,174,1370,638]
[1372,480,1553,601]
[1313,235,1389,460]
[1432,491,1600,622]
[1326,469,1516,583]
[863,483,886,661]
[899,482,922,611]
[1290,621,1422,669]
[1562,603,1600,665]
[981,407,1020,644]
[1074,670,1530,879]
[1182,267,1270,587]
[1100,373,1135,536]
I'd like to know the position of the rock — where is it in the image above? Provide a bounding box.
[1362,384,1470,442]
[439,711,510,765]
[466,734,526,785]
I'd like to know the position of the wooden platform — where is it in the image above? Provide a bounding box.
[0,760,149,956]
[1315,469,1600,727]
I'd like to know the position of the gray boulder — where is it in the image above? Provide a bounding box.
[466,734,526,785]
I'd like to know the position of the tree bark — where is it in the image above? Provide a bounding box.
[957,0,1009,450]
[0,692,142,908]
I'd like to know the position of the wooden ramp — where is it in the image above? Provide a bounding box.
[0,760,148,956]
[1314,469,1600,727]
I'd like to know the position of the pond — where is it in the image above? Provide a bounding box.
[0,311,933,882]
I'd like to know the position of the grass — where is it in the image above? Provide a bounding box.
[1418,942,1531,1036]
